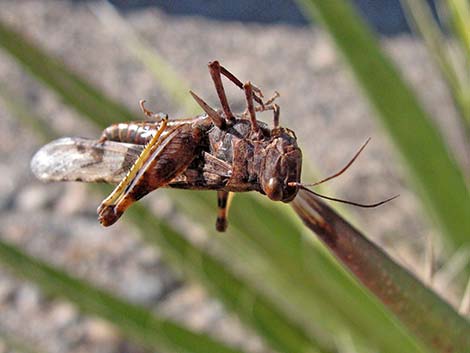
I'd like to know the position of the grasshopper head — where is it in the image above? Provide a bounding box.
[261,128,302,202]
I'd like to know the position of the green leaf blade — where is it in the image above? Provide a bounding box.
[0,16,441,353]
[0,238,243,353]
[296,0,470,250]
[293,189,470,353]
[0,20,134,126]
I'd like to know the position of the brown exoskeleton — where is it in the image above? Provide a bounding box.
[31,61,395,231]
[97,61,303,231]
[33,61,301,231]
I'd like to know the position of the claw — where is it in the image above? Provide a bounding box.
[139,100,153,118]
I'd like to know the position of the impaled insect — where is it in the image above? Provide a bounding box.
[31,61,396,231]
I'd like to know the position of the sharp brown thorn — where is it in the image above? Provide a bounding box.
[189,90,226,129]
[273,103,280,128]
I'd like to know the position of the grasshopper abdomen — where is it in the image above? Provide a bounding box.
[100,122,157,145]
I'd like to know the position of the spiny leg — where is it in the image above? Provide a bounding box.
[252,91,280,128]
[243,81,260,134]
[208,61,236,123]
[140,99,154,118]
[98,100,163,144]
[100,122,202,227]
[216,190,233,232]
[189,90,225,129]
[97,100,166,144]
[97,113,169,225]
[254,102,280,128]
[265,91,280,105]
[139,100,168,121]
[213,61,264,106]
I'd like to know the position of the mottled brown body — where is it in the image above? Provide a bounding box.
[101,116,301,196]
[32,61,397,230]
[31,61,303,231]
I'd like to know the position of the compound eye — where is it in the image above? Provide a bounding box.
[265,177,283,201]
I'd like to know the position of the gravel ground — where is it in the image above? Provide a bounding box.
[0,1,467,352]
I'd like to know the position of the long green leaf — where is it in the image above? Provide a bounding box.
[400,0,470,133]
[0,88,318,353]
[446,0,470,71]
[295,0,470,249]
[118,188,430,353]
[445,0,470,129]
[90,10,432,346]
[0,21,133,127]
[0,238,242,353]
[90,1,200,114]
[0,23,322,352]
[124,201,322,353]
[176,192,428,352]
[0,18,432,352]
[292,189,470,353]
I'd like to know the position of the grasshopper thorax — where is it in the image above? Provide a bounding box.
[260,127,302,202]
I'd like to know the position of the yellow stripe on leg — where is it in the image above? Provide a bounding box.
[98,115,168,212]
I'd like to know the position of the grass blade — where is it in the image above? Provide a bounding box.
[116,186,427,353]
[0,83,56,142]
[0,18,432,352]
[0,90,319,353]
[295,0,470,250]
[445,0,470,130]
[89,1,200,114]
[400,0,470,133]
[0,20,133,127]
[292,189,470,353]
[0,238,243,353]
[400,0,462,91]
[123,202,322,353]
[446,0,470,71]
[460,274,470,315]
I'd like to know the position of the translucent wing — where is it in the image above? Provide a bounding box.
[31,137,143,184]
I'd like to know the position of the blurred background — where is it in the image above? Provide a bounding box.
[0,1,468,353]
[103,0,432,34]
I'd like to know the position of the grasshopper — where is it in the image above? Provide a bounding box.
[31,61,395,231]
[32,61,301,231]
